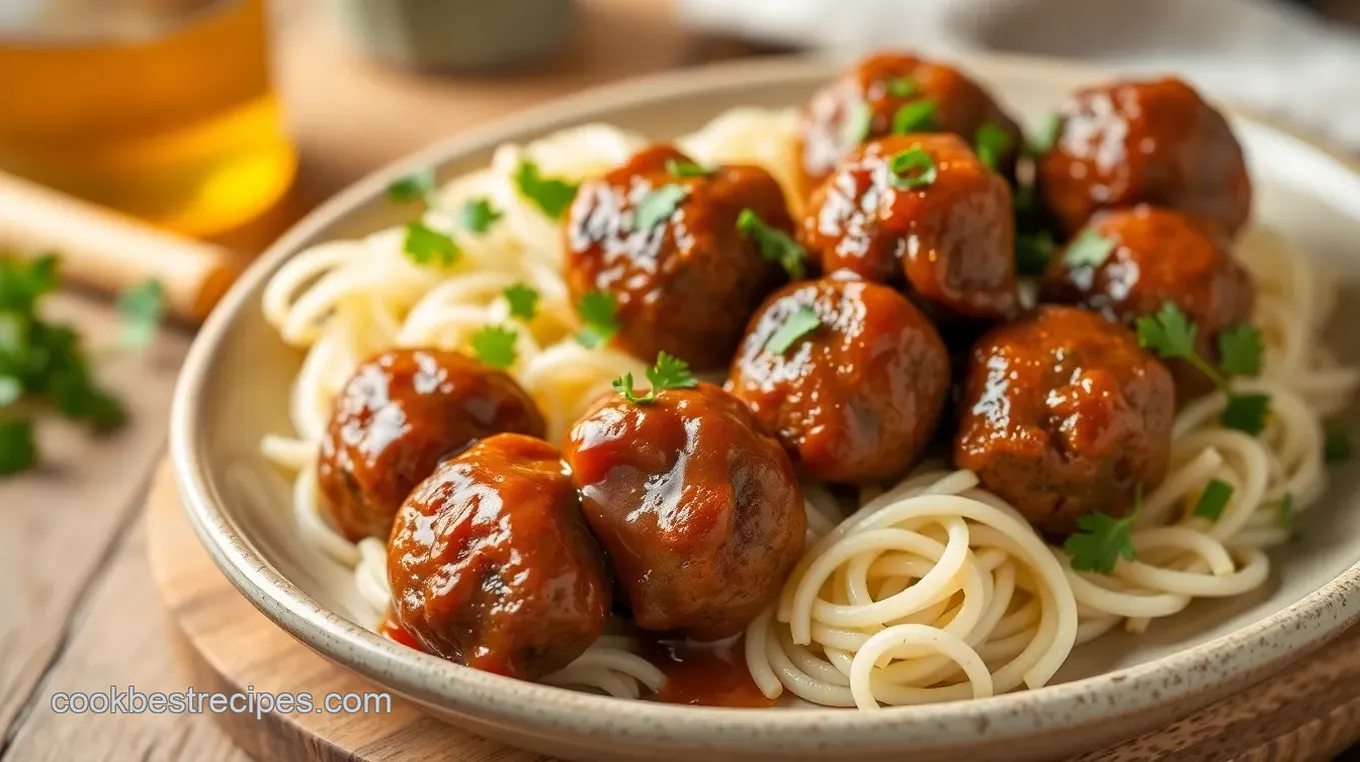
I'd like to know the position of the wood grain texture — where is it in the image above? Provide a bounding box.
[144,460,1360,762]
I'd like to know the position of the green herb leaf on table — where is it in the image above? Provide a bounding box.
[973,122,1013,171]
[665,159,714,178]
[891,99,938,134]
[0,419,37,476]
[117,279,165,350]
[0,376,20,406]
[1063,484,1143,574]
[402,221,460,268]
[469,325,518,370]
[886,76,918,98]
[457,198,502,234]
[841,99,874,146]
[515,160,578,220]
[737,209,807,279]
[1193,478,1235,521]
[1064,229,1117,269]
[1325,427,1351,464]
[387,168,436,203]
[1015,231,1057,276]
[503,282,539,322]
[765,306,822,355]
[631,185,689,232]
[887,147,938,190]
[1216,323,1264,377]
[1222,392,1270,435]
[575,290,619,349]
[613,351,698,405]
[1029,114,1062,156]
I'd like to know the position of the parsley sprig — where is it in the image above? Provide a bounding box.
[457,198,502,234]
[469,325,518,369]
[387,168,437,203]
[502,283,539,322]
[1064,484,1142,573]
[575,290,619,349]
[402,221,460,268]
[631,185,688,232]
[515,160,578,220]
[737,209,806,279]
[1136,303,1268,435]
[612,351,698,405]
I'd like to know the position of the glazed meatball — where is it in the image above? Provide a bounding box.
[1037,77,1252,240]
[317,349,545,542]
[799,52,1023,192]
[1041,206,1256,395]
[563,383,805,640]
[565,144,793,370]
[387,434,610,680]
[727,276,950,483]
[800,134,1019,320]
[953,306,1175,536]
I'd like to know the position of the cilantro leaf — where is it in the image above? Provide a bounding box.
[387,168,436,203]
[1016,231,1056,276]
[457,198,502,234]
[973,122,1013,171]
[502,282,539,321]
[766,306,822,355]
[891,100,938,134]
[0,254,59,313]
[1325,427,1351,464]
[887,147,937,190]
[515,160,578,220]
[1064,484,1142,573]
[0,419,37,476]
[575,290,619,349]
[1136,302,1199,362]
[117,279,165,350]
[1216,323,1264,377]
[402,221,460,268]
[665,159,714,178]
[1064,229,1117,269]
[1029,114,1062,156]
[613,351,698,405]
[1222,392,1270,435]
[886,76,918,98]
[841,99,873,146]
[737,209,807,279]
[631,185,688,232]
[469,325,518,369]
[1193,478,1234,521]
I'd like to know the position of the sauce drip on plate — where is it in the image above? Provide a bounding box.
[641,635,775,708]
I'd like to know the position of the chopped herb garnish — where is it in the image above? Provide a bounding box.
[387,168,437,203]
[575,290,619,349]
[1029,114,1062,155]
[891,99,937,134]
[737,209,807,279]
[502,282,539,322]
[765,306,822,355]
[1193,478,1235,521]
[1064,229,1117,269]
[456,198,502,234]
[974,122,1013,171]
[402,221,460,268]
[841,99,874,146]
[515,160,578,220]
[1016,231,1057,276]
[665,159,714,178]
[1222,393,1270,435]
[887,147,938,190]
[886,77,918,98]
[1064,484,1142,573]
[1216,323,1265,377]
[0,376,20,407]
[631,185,688,232]
[117,279,165,350]
[613,351,698,405]
[1278,492,1299,540]
[469,325,518,369]
[0,419,37,476]
[1325,427,1351,463]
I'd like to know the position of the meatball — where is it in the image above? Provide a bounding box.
[1037,77,1252,240]
[563,383,805,639]
[727,276,950,483]
[317,349,546,542]
[565,144,793,370]
[387,434,610,680]
[1041,205,1256,396]
[953,306,1175,536]
[800,134,1019,320]
[799,51,1023,192]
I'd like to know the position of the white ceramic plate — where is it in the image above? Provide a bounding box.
[171,54,1360,762]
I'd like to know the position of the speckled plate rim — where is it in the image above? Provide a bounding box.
[170,53,1360,756]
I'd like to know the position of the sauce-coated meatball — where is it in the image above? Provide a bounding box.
[563,383,805,640]
[387,434,610,680]
[1041,206,1256,395]
[1037,77,1252,240]
[565,144,793,370]
[317,349,546,542]
[800,134,1019,320]
[727,276,950,483]
[800,52,1023,191]
[953,306,1175,536]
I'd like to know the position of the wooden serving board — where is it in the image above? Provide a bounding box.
[144,459,1360,762]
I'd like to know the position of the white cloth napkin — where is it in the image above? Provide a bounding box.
[678,0,1360,149]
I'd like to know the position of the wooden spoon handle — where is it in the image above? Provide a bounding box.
[0,171,242,323]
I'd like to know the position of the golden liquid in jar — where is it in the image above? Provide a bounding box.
[0,0,296,235]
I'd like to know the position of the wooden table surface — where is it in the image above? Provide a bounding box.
[2,2,1357,761]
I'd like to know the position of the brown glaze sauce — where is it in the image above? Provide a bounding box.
[379,607,425,652]
[641,635,775,708]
